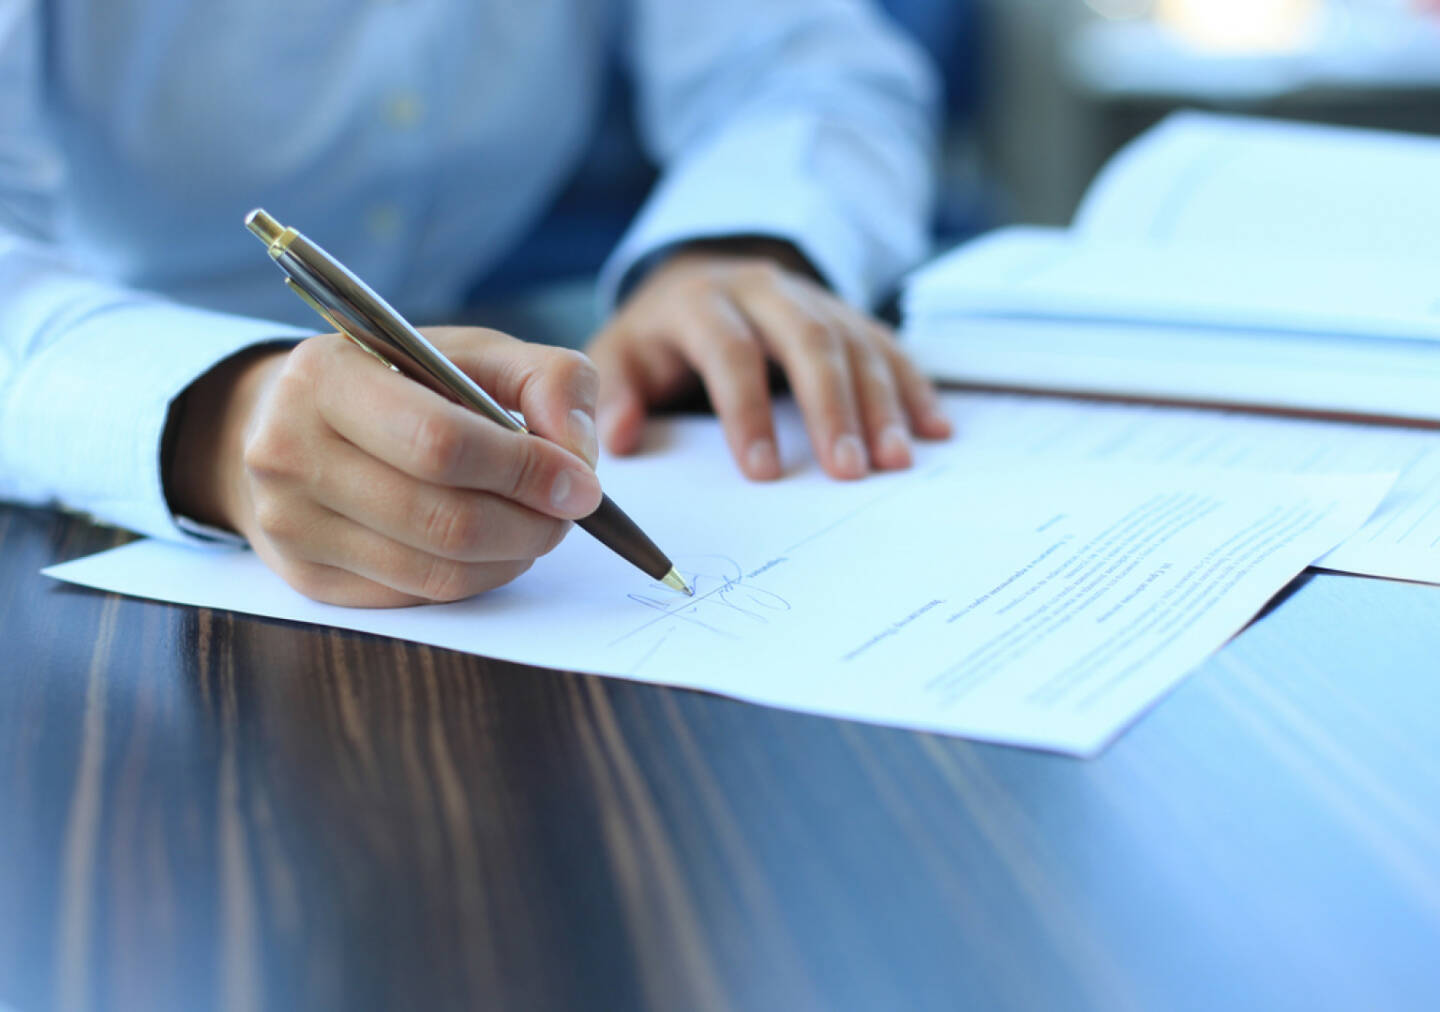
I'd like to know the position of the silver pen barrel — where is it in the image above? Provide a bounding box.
[244,208,694,596]
[244,209,525,434]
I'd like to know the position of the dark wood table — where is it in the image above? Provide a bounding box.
[4,501,1439,1011]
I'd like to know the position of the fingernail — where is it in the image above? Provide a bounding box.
[549,469,595,516]
[878,425,912,469]
[745,437,780,479]
[568,408,599,468]
[832,433,867,478]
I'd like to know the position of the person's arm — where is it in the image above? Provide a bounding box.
[587,0,951,480]
[1,6,599,607]
[0,227,316,544]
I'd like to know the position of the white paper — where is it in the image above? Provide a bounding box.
[43,405,1394,756]
[902,112,1440,423]
[907,228,1440,345]
[928,391,1440,585]
[1074,111,1440,260]
[908,314,1440,424]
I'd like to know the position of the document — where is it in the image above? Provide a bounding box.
[44,404,1394,756]
[935,391,1440,584]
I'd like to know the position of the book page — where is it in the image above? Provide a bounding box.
[1073,111,1440,259]
[42,404,1393,757]
[905,228,1440,343]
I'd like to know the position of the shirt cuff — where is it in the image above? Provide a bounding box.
[0,298,312,544]
[599,112,895,313]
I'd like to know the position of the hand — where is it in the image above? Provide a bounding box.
[169,328,603,607]
[586,242,951,481]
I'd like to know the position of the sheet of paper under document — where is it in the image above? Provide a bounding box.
[44,402,1394,756]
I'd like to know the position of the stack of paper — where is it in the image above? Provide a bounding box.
[904,112,1440,421]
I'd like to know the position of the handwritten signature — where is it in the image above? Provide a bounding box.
[611,555,792,667]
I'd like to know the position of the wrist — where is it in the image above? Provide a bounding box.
[168,346,288,534]
[664,236,820,281]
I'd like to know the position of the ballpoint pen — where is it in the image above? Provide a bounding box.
[243,208,693,596]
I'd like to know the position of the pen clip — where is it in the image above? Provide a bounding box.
[284,276,399,373]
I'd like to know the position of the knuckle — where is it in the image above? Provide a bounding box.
[419,556,473,603]
[285,335,329,375]
[251,497,297,542]
[243,430,306,485]
[856,343,893,384]
[738,261,783,290]
[796,319,836,355]
[410,413,465,482]
[678,273,716,301]
[423,495,479,558]
[553,347,599,401]
[503,440,548,503]
[239,431,273,480]
[550,346,593,376]
[714,317,760,353]
[284,334,347,388]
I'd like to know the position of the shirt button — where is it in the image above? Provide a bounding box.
[366,204,402,240]
[382,92,424,129]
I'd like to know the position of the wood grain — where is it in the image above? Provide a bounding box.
[2,503,1439,1011]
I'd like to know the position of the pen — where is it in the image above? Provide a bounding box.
[243,208,693,596]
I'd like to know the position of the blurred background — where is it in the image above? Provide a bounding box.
[473,0,1440,307]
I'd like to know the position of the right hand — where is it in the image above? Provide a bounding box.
[170,327,603,607]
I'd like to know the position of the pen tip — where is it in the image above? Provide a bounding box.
[661,568,693,596]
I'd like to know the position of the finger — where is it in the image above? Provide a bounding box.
[301,338,601,518]
[589,321,699,455]
[588,333,651,456]
[668,293,781,480]
[880,327,953,439]
[737,283,868,480]
[268,504,535,604]
[244,500,439,606]
[835,313,913,471]
[305,437,571,563]
[427,328,602,467]
[261,557,431,608]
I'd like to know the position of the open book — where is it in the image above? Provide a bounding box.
[903,112,1440,422]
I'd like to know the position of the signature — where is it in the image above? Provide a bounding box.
[611,555,792,665]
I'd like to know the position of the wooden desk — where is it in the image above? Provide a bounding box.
[3,502,1439,1011]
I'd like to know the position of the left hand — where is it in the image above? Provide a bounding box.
[586,242,952,481]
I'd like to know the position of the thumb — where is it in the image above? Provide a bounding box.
[512,349,600,470]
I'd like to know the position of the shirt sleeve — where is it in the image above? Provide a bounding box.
[0,4,312,542]
[602,0,941,310]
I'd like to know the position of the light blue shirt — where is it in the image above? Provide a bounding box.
[0,0,938,542]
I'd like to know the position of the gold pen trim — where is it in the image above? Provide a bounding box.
[661,568,694,596]
[244,208,298,259]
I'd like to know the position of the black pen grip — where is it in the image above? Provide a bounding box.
[576,495,674,582]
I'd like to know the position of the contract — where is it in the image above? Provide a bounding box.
[44,407,1394,756]
[935,391,1440,585]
